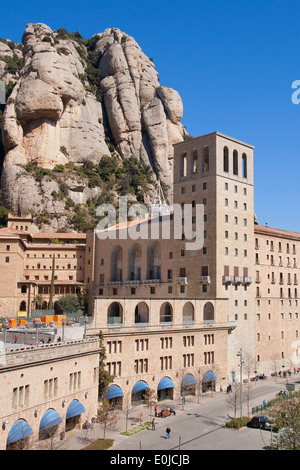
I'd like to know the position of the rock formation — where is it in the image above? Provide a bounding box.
[0,23,186,230]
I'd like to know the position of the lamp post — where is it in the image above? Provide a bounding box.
[3,318,9,349]
[62,317,65,343]
[237,348,244,420]
[35,322,39,347]
[84,315,88,339]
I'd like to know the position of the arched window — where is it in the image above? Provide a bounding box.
[180,152,188,177]
[107,302,123,325]
[110,246,123,282]
[203,302,214,322]
[134,302,149,324]
[192,149,198,174]
[147,241,161,280]
[223,146,229,172]
[19,300,26,311]
[128,243,142,281]
[233,150,238,175]
[242,153,247,178]
[182,302,194,323]
[202,146,209,171]
[160,302,173,323]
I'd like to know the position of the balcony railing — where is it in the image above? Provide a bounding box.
[124,280,142,286]
[233,276,244,285]
[175,277,188,284]
[142,279,161,285]
[197,276,211,284]
[222,276,235,284]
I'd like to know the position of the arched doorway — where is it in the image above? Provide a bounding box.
[157,376,174,401]
[181,374,197,397]
[131,380,150,405]
[39,408,62,440]
[65,399,85,432]
[202,370,217,393]
[6,419,33,450]
[104,384,124,409]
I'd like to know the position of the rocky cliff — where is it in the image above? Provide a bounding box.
[0,23,186,231]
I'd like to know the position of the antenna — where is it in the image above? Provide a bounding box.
[151,180,170,217]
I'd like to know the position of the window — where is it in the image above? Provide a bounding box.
[242,153,247,178]
[233,150,238,175]
[223,146,229,172]
[181,152,188,177]
[192,150,198,173]
[202,146,209,171]
[12,385,30,409]
[44,378,58,398]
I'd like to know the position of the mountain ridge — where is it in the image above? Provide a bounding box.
[0,23,188,231]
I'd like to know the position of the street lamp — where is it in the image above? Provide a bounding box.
[84,315,88,339]
[3,318,9,349]
[35,322,39,347]
[237,348,244,420]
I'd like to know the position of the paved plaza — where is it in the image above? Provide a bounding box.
[58,374,299,451]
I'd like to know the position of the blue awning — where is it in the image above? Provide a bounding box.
[157,377,174,391]
[132,380,150,395]
[7,420,33,445]
[104,385,124,400]
[39,409,62,431]
[66,400,85,419]
[182,374,197,386]
[202,371,217,382]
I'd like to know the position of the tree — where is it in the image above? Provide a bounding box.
[272,394,300,450]
[0,206,9,228]
[97,399,118,439]
[98,330,114,400]
[227,383,241,424]
[143,388,157,420]
[33,295,44,309]
[57,295,80,315]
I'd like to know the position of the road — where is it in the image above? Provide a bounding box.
[109,375,299,451]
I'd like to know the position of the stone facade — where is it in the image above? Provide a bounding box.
[0,338,100,450]
[87,132,257,401]
[0,131,299,423]
[0,226,86,317]
[254,225,300,373]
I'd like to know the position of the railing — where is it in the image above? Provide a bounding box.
[222,276,235,284]
[175,277,188,284]
[107,316,123,325]
[197,276,211,284]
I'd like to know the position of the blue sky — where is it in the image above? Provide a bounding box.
[1,0,299,231]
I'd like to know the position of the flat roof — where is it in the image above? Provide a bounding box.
[174,131,254,149]
[255,224,300,241]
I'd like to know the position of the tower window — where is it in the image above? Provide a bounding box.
[223,146,229,172]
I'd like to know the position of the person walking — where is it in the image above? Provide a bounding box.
[152,418,155,431]
[166,427,171,439]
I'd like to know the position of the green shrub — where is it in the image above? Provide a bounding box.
[225,416,251,429]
